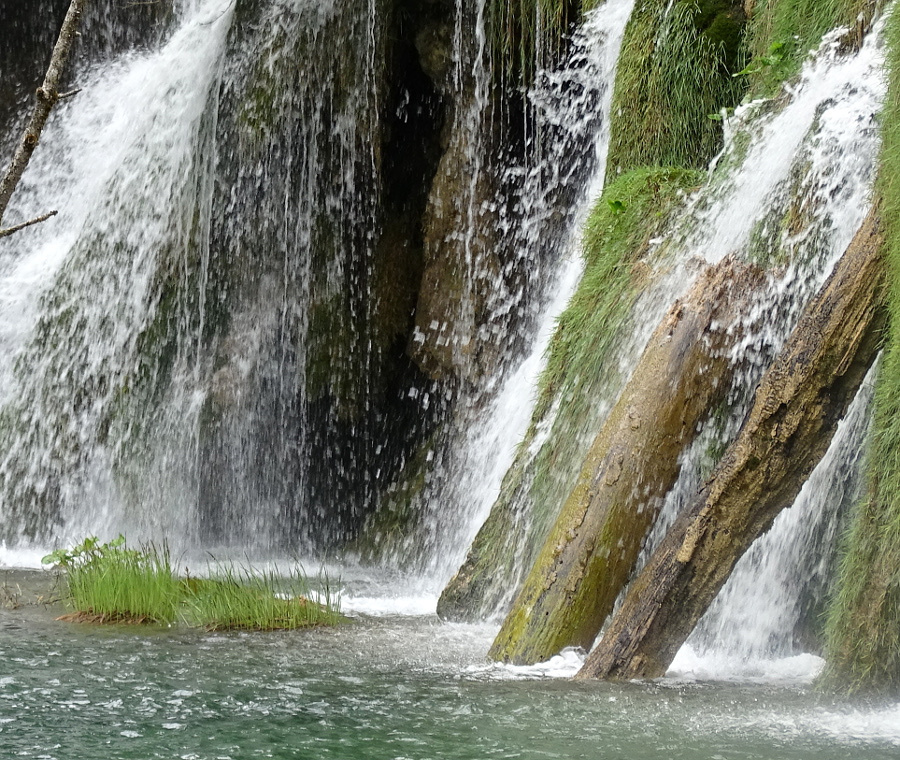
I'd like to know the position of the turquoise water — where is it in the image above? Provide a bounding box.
[2,571,899,760]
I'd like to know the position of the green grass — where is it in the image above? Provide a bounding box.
[821,2,900,695]
[605,1,748,179]
[44,536,180,624]
[739,0,879,97]
[185,565,344,632]
[43,536,343,631]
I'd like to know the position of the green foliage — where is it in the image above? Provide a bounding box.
[43,536,180,625]
[536,167,704,424]
[606,0,748,179]
[43,536,343,631]
[740,0,878,96]
[822,4,900,695]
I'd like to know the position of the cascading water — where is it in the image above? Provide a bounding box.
[0,0,236,546]
[605,14,887,676]
[394,0,637,586]
[1,0,424,554]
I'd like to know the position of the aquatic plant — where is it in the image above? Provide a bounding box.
[184,564,343,632]
[43,536,181,624]
[42,536,343,631]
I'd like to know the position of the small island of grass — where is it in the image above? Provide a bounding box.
[42,536,345,631]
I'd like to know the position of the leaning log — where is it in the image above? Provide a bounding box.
[578,210,886,681]
[489,255,765,665]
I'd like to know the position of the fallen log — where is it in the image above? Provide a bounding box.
[577,210,886,681]
[489,255,765,665]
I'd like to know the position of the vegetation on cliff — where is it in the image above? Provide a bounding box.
[823,2,900,695]
[437,167,703,620]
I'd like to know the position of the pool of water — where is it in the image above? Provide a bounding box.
[1,567,899,760]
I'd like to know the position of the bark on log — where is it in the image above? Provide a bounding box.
[0,0,88,231]
[577,210,886,681]
[489,256,765,665]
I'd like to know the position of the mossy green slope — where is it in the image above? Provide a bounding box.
[741,0,879,97]
[823,2,900,696]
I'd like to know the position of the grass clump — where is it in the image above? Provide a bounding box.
[184,565,344,632]
[43,536,180,625]
[43,536,343,632]
[821,5,900,695]
[605,0,748,179]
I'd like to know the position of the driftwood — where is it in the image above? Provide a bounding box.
[489,256,765,665]
[0,0,88,235]
[578,210,886,680]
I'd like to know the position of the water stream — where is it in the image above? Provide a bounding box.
[1,1,899,754]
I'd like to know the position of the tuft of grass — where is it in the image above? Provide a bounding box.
[184,565,344,632]
[605,0,748,179]
[43,536,343,632]
[44,536,180,625]
[821,3,900,695]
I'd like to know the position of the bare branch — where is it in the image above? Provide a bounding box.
[0,0,90,227]
[58,88,83,101]
[0,210,59,239]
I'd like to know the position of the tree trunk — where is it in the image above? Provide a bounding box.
[577,210,886,681]
[0,0,87,233]
[489,255,765,665]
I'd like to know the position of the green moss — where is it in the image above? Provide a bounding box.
[822,4,900,695]
[740,0,878,97]
[605,0,748,179]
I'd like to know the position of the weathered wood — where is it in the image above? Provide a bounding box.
[0,0,88,232]
[577,210,886,681]
[488,255,765,665]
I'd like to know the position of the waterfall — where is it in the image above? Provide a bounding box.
[396,0,637,586]
[630,16,888,674]
[0,0,636,572]
[0,0,236,547]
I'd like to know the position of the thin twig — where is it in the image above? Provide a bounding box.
[58,88,83,101]
[0,210,59,239]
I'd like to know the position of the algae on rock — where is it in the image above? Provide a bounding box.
[823,1,900,695]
